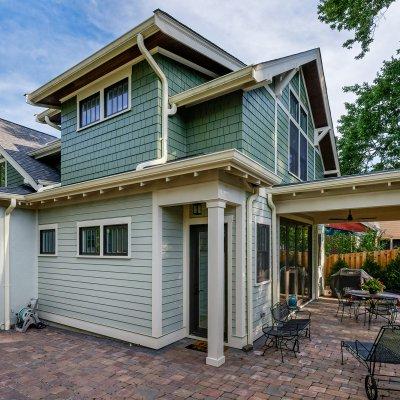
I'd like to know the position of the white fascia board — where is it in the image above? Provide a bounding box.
[270,169,400,195]
[24,149,281,202]
[0,147,38,191]
[29,140,61,159]
[26,16,157,104]
[154,11,245,72]
[35,108,60,124]
[170,66,256,107]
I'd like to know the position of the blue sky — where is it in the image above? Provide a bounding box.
[0,0,399,138]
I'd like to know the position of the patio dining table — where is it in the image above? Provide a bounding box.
[346,290,400,303]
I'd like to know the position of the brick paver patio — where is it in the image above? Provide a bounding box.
[1,298,398,399]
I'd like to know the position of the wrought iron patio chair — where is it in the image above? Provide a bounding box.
[262,323,301,362]
[335,289,355,322]
[341,325,400,400]
[270,301,311,339]
[364,298,398,330]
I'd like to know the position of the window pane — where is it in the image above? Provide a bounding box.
[40,229,56,254]
[79,226,100,255]
[80,93,100,128]
[104,224,128,256]
[300,134,308,181]
[290,91,299,121]
[105,78,129,117]
[257,224,270,283]
[300,106,307,133]
[289,121,299,176]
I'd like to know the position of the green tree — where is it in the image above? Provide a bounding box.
[318,0,396,59]
[337,53,400,174]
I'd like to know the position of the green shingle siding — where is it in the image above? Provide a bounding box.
[6,163,24,187]
[184,92,243,157]
[37,193,153,335]
[315,148,325,179]
[61,60,161,185]
[290,71,300,94]
[242,87,275,172]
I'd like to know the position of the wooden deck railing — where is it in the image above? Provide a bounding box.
[325,249,399,277]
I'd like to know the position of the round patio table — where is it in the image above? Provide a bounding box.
[346,290,400,302]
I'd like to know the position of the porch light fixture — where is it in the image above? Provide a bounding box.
[192,203,203,216]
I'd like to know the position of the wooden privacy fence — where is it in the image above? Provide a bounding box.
[325,249,399,277]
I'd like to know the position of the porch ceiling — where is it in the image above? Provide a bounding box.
[272,169,400,224]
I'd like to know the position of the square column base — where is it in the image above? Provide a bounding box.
[206,355,226,367]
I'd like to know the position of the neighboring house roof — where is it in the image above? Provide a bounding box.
[373,221,400,239]
[0,118,60,189]
[0,185,36,195]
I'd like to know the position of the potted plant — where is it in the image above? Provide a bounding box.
[362,278,385,294]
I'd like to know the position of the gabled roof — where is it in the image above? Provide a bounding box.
[171,48,340,175]
[0,118,60,189]
[26,9,245,107]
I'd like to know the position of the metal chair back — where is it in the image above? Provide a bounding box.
[271,302,290,324]
[368,325,400,364]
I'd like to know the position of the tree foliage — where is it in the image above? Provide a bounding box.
[337,52,400,174]
[318,0,396,59]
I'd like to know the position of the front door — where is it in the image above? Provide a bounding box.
[189,224,227,339]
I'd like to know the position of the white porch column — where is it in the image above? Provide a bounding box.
[206,200,226,367]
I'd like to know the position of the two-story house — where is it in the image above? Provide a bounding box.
[0,9,342,367]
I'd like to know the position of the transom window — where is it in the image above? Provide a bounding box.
[79,92,100,128]
[39,225,57,256]
[105,78,129,118]
[77,218,130,257]
[288,89,309,181]
[257,223,271,283]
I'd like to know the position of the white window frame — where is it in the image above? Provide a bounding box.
[39,224,58,257]
[76,217,131,259]
[288,85,309,182]
[254,217,272,286]
[76,66,132,132]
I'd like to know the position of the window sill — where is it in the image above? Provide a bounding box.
[76,107,131,132]
[254,279,271,287]
[39,254,58,257]
[76,255,131,260]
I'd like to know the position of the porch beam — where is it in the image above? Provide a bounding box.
[206,200,226,367]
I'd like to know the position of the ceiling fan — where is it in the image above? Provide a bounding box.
[329,209,377,222]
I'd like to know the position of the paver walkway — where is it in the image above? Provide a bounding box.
[0,299,398,399]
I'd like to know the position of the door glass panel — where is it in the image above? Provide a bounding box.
[198,231,208,330]
[280,220,312,305]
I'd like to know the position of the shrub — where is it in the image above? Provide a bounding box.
[330,258,349,277]
[362,278,385,294]
[361,256,382,279]
[381,254,400,291]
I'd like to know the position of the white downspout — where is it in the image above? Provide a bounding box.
[244,187,259,350]
[267,193,278,305]
[136,33,177,171]
[43,115,61,131]
[4,198,16,330]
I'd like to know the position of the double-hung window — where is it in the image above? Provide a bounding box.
[77,69,131,130]
[289,89,308,181]
[39,225,57,256]
[77,218,130,257]
[256,223,271,283]
[104,78,129,118]
[79,93,100,128]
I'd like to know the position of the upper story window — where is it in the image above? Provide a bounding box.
[288,89,309,181]
[80,93,100,128]
[75,67,131,131]
[39,224,58,256]
[105,78,129,118]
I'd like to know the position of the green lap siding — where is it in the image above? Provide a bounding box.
[6,163,24,187]
[162,206,184,335]
[37,193,153,336]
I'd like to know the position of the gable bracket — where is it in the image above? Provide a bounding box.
[273,68,299,97]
